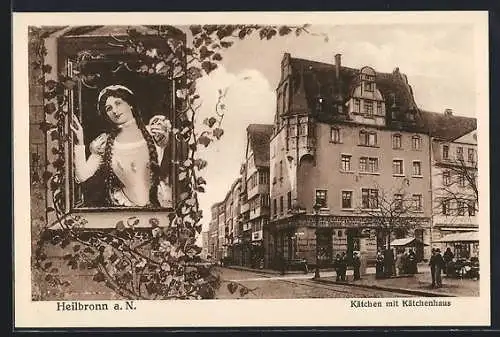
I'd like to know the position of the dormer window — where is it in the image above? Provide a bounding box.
[365,82,374,92]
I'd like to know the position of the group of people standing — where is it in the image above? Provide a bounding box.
[333,251,363,282]
[375,247,418,279]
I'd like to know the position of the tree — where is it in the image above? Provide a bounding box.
[31,24,328,300]
[433,157,478,221]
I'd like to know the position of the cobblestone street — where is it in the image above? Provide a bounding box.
[216,268,415,299]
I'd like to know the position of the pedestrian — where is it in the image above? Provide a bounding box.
[396,250,404,276]
[340,252,347,281]
[443,247,454,276]
[429,248,445,287]
[352,251,361,281]
[334,253,342,282]
[375,250,385,279]
[407,248,418,275]
[434,248,445,287]
[383,248,394,277]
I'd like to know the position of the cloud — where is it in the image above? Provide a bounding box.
[194,66,275,233]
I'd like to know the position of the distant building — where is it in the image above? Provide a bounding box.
[201,231,209,260]
[208,202,221,260]
[237,124,273,268]
[427,110,478,257]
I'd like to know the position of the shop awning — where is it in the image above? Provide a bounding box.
[390,237,428,247]
[434,231,479,243]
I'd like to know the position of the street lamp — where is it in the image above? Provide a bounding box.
[313,202,322,280]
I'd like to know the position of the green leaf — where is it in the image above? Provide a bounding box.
[44,102,57,115]
[189,25,202,36]
[212,53,222,61]
[227,282,238,294]
[115,220,125,231]
[213,128,224,140]
[197,134,211,147]
[43,261,53,270]
[42,64,52,74]
[201,61,217,75]
[73,244,81,252]
[278,26,292,36]
[92,272,105,282]
[220,41,234,48]
[239,287,250,297]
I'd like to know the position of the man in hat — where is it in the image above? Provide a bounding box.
[429,248,445,287]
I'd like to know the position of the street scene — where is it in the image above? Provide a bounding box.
[199,25,480,299]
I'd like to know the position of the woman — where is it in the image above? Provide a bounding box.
[71,84,172,208]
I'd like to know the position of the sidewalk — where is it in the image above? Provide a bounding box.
[225,264,480,297]
[316,265,480,297]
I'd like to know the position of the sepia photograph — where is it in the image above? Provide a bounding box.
[14,11,490,328]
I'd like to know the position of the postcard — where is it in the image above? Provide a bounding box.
[13,11,490,328]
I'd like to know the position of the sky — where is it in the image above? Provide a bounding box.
[192,23,477,234]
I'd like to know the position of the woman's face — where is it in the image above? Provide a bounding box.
[104,96,134,125]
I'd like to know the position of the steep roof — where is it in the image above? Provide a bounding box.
[286,56,476,139]
[247,124,274,167]
[420,110,477,141]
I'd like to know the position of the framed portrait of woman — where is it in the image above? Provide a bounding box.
[41,26,188,227]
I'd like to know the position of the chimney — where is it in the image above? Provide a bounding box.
[335,53,341,80]
[444,108,453,116]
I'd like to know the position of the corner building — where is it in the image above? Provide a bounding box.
[268,53,433,268]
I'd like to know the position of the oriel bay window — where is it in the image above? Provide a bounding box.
[315,189,327,208]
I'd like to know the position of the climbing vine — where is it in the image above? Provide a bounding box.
[31,24,325,300]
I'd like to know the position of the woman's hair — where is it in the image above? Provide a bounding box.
[97,85,160,207]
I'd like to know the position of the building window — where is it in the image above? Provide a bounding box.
[279,196,284,214]
[341,154,352,171]
[354,98,360,112]
[392,134,402,149]
[364,101,374,116]
[359,157,367,172]
[364,82,374,92]
[412,136,422,150]
[458,174,466,187]
[315,189,327,208]
[260,194,270,208]
[457,200,465,216]
[342,191,353,209]
[362,188,378,209]
[273,198,277,216]
[412,194,422,211]
[330,127,341,143]
[468,148,475,163]
[468,201,476,216]
[298,123,307,136]
[360,157,378,173]
[360,131,378,146]
[442,199,450,215]
[443,171,451,186]
[259,171,269,185]
[394,194,403,211]
[412,161,422,176]
[283,83,288,114]
[392,159,404,175]
[376,102,382,115]
[457,146,464,160]
[443,145,449,159]
[287,191,292,210]
[279,160,283,180]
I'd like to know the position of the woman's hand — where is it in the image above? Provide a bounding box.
[147,115,171,148]
[157,180,173,208]
[70,114,85,145]
[89,133,108,155]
